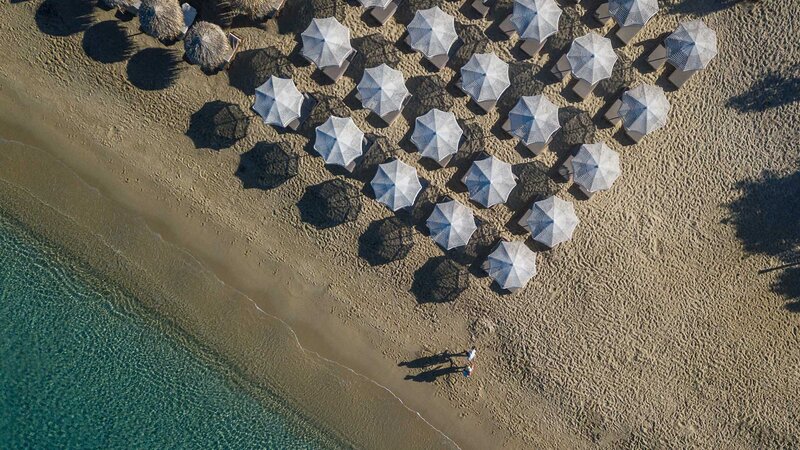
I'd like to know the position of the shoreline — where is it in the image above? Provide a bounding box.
[0,71,514,449]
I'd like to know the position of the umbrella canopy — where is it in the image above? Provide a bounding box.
[411,109,463,165]
[508,95,561,146]
[371,159,423,211]
[357,64,410,117]
[359,0,393,8]
[522,196,579,248]
[184,22,232,73]
[572,143,621,193]
[407,7,459,59]
[511,0,562,42]
[139,0,184,43]
[484,241,537,291]
[461,53,511,103]
[301,17,353,69]
[426,200,478,250]
[314,116,365,169]
[619,84,670,136]
[253,76,304,128]
[567,32,617,84]
[665,20,718,71]
[463,156,517,208]
[608,0,658,27]
[231,0,284,19]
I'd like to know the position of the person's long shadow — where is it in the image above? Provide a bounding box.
[398,351,458,369]
[404,365,463,383]
[663,0,755,16]
[725,164,800,311]
[726,63,800,113]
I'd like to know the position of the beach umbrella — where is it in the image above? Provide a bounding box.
[359,217,415,265]
[231,0,284,19]
[237,142,299,190]
[508,95,561,146]
[371,159,423,211]
[357,64,410,117]
[139,0,184,43]
[252,76,304,128]
[298,179,362,229]
[407,7,459,59]
[426,200,478,250]
[619,84,670,137]
[358,0,393,8]
[521,196,579,248]
[665,20,718,71]
[411,109,463,166]
[608,0,658,27]
[511,0,562,42]
[567,32,617,85]
[463,156,517,208]
[301,17,353,69]
[461,53,510,104]
[184,22,232,73]
[484,241,537,291]
[572,143,621,194]
[314,116,365,169]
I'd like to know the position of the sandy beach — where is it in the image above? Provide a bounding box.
[1,0,799,447]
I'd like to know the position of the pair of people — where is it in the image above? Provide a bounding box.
[462,346,476,377]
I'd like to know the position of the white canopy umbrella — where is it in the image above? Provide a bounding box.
[314,116,364,170]
[520,196,579,248]
[619,84,670,137]
[301,17,353,69]
[252,76,303,128]
[665,20,718,72]
[609,0,658,27]
[371,159,423,211]
[511,0,562,42]
[407,6,459,59]
[572,143,621,194]
[357,64,410,118]
[411,109,463,166]
[483,241,537,292]
[426,200,478,250]
[460,53,511,104]
[358,0,392,8]
[508,95,561,146]
[462,156,516,208]
[567,32,618,85]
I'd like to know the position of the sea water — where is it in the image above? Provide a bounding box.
[0,213,345,449]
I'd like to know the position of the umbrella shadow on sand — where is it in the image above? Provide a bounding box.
[236,142,299,190]
[127,48,183,91]
[186,101,250,150]
[411,256,470,303]
[725,166,800,312]
[726,63,800,113]
[297,179,363,229]
[82,21,135,64]
[358,217,415,266]
[35,0,94,37]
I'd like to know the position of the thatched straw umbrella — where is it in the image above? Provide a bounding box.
[139,0,185,44]
[184,21,232,74]
[231,0,284,20]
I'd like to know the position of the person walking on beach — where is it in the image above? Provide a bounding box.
[465,346,476,362]
[463,364,473,377]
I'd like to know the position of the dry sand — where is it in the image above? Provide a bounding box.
[1,0,799,447]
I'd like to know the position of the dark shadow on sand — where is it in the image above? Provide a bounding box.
[82,21,135,64]
[186,101,250,150]
[35,0,94,37]
[411,256,470,303]
[236,142,299,190]
[358,217,415,266]
[725,165,800,311]
[126,48,182,91]
[726,64,800,113]
[297,179,362,229]
[227,47,294,95]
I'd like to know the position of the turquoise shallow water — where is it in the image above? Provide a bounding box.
[0,213,344,449]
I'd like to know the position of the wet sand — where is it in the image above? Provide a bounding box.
[2,0,800,448]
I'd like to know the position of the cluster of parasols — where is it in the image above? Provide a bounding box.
[124,0,719,293]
